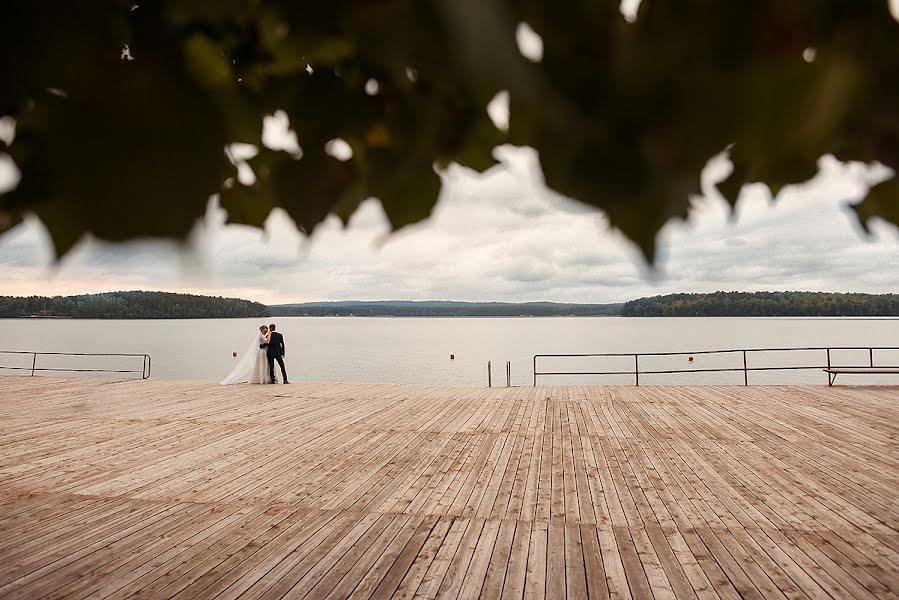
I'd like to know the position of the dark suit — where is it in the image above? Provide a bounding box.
[266,331,288,383]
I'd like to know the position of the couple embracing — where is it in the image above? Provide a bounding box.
[220,323,289,385]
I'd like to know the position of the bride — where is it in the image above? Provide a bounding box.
[220,325,279,385]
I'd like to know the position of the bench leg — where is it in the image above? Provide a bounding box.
[828,372,836,386]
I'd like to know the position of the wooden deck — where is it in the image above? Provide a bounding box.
[0,378,897,599]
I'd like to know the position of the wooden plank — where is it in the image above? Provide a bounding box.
[0,378,897,600]
[502,519,532,600]
[346,514,429,600]
[433,518,486,599]
[206,512,381,600]
[409,516,469,599]
[7,502,212,600]
[524,521,547,600]
[144,508,328,600]
[456,519,502,600]
[369,516,439,600]
[479,519,517,599]
[546,519,567,600]
[392,517,453,600]
[565,523,589,600]
[579,525,610,600]
[779,529,889,600]
[321,514,416,600]
[81,505,264,600]
[662,528,725,600]
[612,525,653,600]
[643,525,700,600]
[0,502,187,595]
[303,513,402,600]
[692,527,766,600]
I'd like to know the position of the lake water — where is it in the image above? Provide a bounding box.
[1,317,897,387]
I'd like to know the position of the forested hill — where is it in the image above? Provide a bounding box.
[0,292,270,319]
[271,301,624,317]
[4,291,897,319]
[622,292,899,317]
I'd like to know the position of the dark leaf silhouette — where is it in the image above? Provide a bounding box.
[1,1,896,260]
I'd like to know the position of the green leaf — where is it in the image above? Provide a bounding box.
[219,184,275,229]
[852,178,899,232]
[183,34,234,88]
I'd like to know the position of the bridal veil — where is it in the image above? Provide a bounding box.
[219,336,260,385]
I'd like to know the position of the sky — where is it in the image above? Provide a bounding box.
[0,1,897,305]
[0,143,896,305]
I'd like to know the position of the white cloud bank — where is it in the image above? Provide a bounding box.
[0,146,896,304]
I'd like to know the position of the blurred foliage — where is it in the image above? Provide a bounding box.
[0,0,896,261]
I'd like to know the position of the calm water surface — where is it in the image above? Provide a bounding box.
[1,317,897,386]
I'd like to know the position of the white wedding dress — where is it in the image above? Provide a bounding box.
[220,333,279,385]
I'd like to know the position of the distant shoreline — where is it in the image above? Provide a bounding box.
[273,292,897,318]
[2,291,896,319]
[3,315,897,322]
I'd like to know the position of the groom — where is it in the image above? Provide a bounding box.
[267,323,289,384]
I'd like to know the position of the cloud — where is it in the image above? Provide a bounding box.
[0,146,896,304]
[652,155,897,296]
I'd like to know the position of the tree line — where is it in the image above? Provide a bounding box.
[0,291,270,319]
[622,292,899,317]
[3,291,896,319]
[271,301,623,317]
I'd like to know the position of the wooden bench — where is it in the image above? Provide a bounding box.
[824,367,899,386]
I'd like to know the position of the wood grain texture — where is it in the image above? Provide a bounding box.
[0,377,897,599]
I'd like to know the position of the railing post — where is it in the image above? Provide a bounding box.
[533,355,537,387]
[826,348,831,384]
[31,352,36,377]
[487,361,492,388]
[506,361,511,387]
[634,354,639,386]
[743,350,748,386]
[869,348,874,368]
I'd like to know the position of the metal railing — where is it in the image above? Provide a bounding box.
[0,351,151,379]
[533,346,899,386]
[487,360,513,387]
